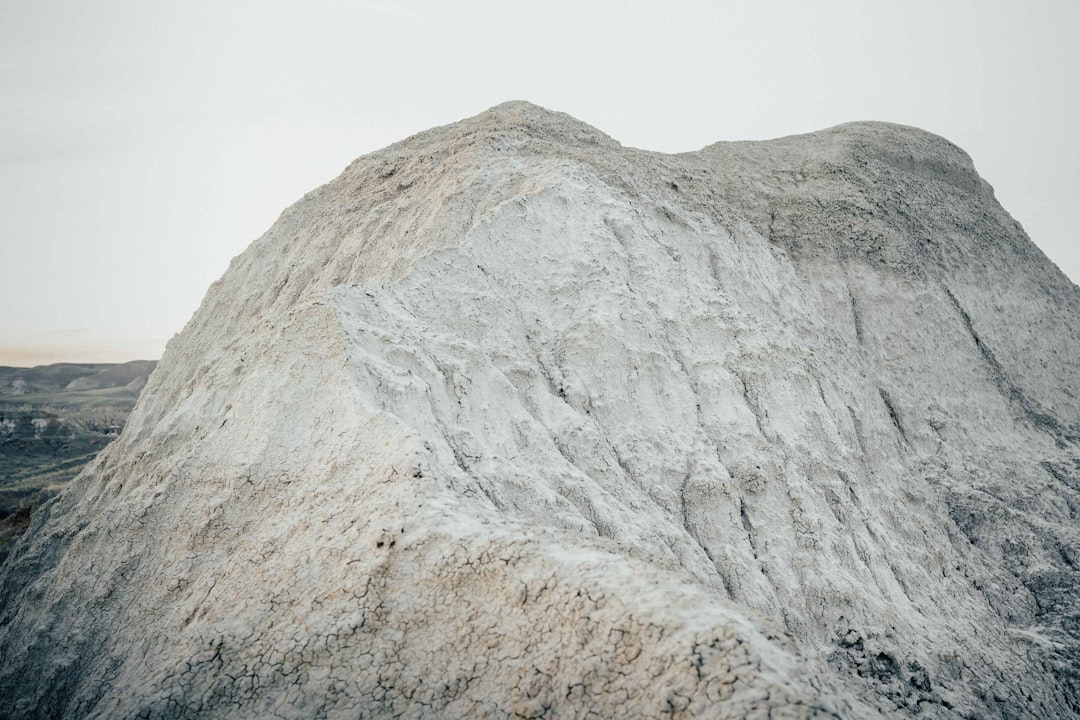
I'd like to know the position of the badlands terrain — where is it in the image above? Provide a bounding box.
[0,102,1077,718]
[0,361,155,561]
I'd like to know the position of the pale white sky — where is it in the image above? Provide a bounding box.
[1,0,1077,366]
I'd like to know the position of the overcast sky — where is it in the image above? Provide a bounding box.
[1,0,1077,366]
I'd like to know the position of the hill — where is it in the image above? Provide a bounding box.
[0,103,1076,718]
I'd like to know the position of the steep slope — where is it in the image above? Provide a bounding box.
[0,102,1077,719]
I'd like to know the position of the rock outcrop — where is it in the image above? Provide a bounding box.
[1,102,1077,718]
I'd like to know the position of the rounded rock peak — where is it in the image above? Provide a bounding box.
[818,120,986,196]
[818,120,978,165]
[703,118,986,197]
[480,99,557,117]
[354,100,620,166]
[475,99,585,125]
[453,100,620,148]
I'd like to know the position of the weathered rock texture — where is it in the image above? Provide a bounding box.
[1,102,1078,719]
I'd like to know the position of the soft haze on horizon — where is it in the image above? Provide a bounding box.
[2,0,1078,367]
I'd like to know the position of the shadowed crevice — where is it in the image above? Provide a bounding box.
[943,285,1062,435]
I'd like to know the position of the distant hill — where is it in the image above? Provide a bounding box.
[0,360,155,395]
[0,360,156,560]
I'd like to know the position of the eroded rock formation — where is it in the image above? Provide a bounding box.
[1,102,1077,718]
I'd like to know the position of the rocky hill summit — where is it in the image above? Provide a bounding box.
[1,102,1077,718]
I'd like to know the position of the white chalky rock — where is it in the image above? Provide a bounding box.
[1,102,1078,718]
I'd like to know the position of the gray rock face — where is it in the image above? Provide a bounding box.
[1,102,1077,718]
